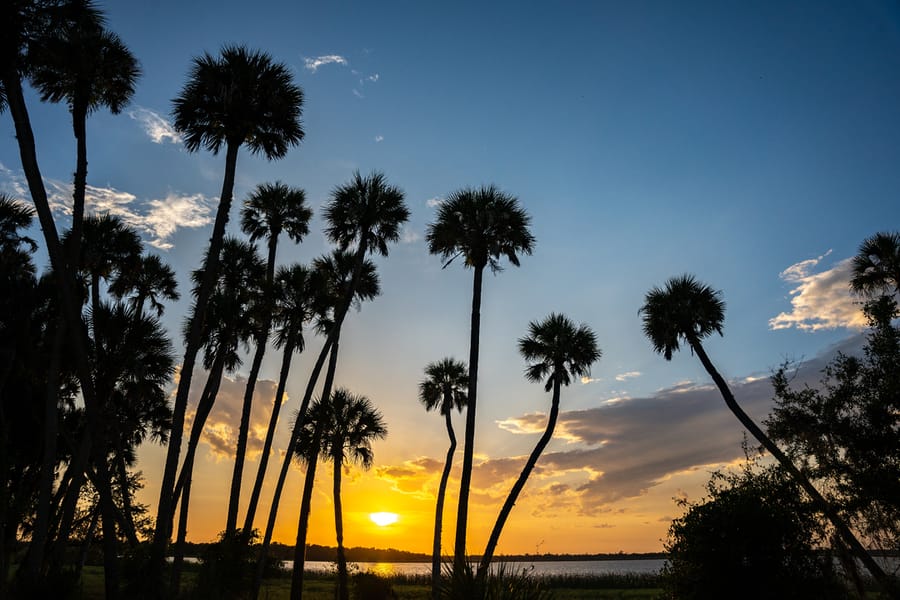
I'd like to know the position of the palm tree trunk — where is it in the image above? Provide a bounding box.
[243,337,295,534]
[289,335,341,600]
[479,379,561,574]
[431,410,456,599]
[171,465,192,595]
[71,103,88,267]
[23,318,64,578]
[96,458,121,600]
[115,442,139,547]
[333,452,349,600]
[170,364,224,589]
[252,336,333,600]
[454,264,483,567]
[75,506,100,579]
[228,257,276,535]
[689,337,897,598]
[151,141,240,588]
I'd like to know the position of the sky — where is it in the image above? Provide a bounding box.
[3,0,900,556]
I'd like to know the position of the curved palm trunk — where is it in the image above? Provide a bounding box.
[689,337,897,598]
[243,336,295,534]
[454,264,484,567]
[171,463,192,595]
[431,410,457,599]
[114,446,139,547]
[229,236,279,536]
[333,452,349,600]
[151,141,240,589]
[479,379,561,574]
[289,337,341,600]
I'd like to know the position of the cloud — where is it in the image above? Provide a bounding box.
[426,197,444,208]
[476,334,866,515]
[374,135,384,143]
[580,376,602,384]
[401,225,421,244]
[128,107,182,144]
[769,252,866,331]
[352,89,364,99]
[184,371,282,461]
[304,55,348,72]
[615,371,641,382]
[0,163,213,250]
[375,457,443,497]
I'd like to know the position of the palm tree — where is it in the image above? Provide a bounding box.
[418,358,468,599]
[425,185,535,565]
[256,251,381,599]
[29,13,139,266]
[227,182,311,536]
[314,389,388,600]
[258,172,405,582]
[850,231,900,297]
[640,274,896,595]
[153,45,304,581]
[168,238,263,587]
[241,264,312,534]
[108,254,179,317]
[479,314,599,573]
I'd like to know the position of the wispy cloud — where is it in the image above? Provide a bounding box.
[374,135,384,143]
[580,376,602,384]
[367,73,380,83]
[128,107,181,144]
[769,251,866,331]
[352,89,364,99]
[615,371,641,382]
[304,54,348,72]
[401,225,421,244]
[0,163,213,250]
[426,197,444,208]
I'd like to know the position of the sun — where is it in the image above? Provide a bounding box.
[369,512,399,527]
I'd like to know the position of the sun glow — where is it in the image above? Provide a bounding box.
[369,512,399,527]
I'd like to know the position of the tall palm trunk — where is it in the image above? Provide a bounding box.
[333,447,349,600]
[2,64,106,577]
[114,439,139,547]
[431,409,456,599]
[289,336,340,600]
[170,358,225,585]
[151,141,240,585]
[243,336,295,534]
[454,264,484,566]
[228,238,278,536]
[258,236,370,596]
[71,102,88,264]
[688,336,897,597]
[96,457,120,600]
[479,377,561,574]
[252,336,331,600]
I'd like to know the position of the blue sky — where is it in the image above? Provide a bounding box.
[4,0,900,553]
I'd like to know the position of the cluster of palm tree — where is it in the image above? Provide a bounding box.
[4,2,898,600]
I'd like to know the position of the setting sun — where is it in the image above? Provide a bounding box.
[369,512,399,527]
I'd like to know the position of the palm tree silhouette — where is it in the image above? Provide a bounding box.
[154,45,303,582]
[418,358,468,599]
[228,182,311,536]
[265,250,381,600]
[261,172,405,588]
[29,14,139,266]
[425,185,534,566]
[168,238,263,590]
[319,388,387,600]
[241,263,314,536]
[109,254,179,318]
[479,314,599,573]
[640,274,895,595]
[850,231,900,297]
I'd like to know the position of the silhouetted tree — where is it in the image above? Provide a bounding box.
[426,185,534,566]
[851,231,900,297]
[228,182,311,536]
[152,45,303,588]
[418,358,468,599]
[479,314,599,574]
[640,274,896,596]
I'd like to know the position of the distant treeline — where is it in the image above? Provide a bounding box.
[174,541,665,563]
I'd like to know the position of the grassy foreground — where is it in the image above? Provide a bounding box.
[71,565,664,599]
